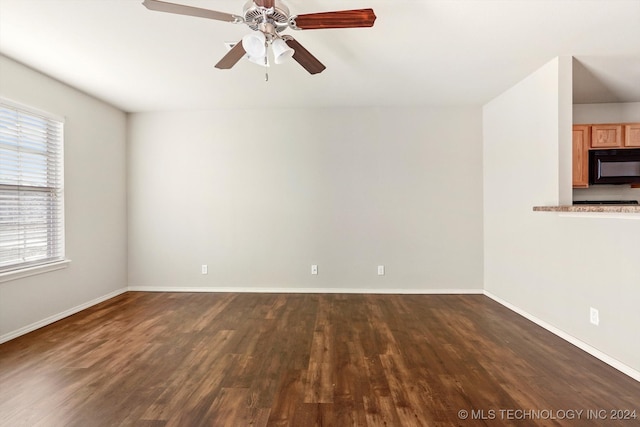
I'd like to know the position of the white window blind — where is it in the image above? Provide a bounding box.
[0,100,64,273]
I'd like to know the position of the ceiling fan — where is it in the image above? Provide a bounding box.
[142,0,376,75]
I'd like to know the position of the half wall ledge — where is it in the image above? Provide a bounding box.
[533,205,640,213]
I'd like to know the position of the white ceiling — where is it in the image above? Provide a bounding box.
[1,0,639,113]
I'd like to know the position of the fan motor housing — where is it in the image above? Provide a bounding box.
[243,0,290,32]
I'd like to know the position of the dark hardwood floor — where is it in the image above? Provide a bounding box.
[1,292,639,426]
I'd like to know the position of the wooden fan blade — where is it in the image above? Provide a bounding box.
[142,0,241,23]
[285,38,326,75]
[292,9,376,30]
[215,42,247,69]
[254,0,275,8]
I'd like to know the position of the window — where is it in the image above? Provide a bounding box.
[0,99,65,274]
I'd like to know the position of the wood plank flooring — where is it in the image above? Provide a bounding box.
[1,292,639,426]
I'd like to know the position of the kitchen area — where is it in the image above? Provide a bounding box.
[571,57,640,208]
[573,108,639,201]
[535,57,640,214]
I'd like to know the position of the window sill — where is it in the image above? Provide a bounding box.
[0,260,71,284]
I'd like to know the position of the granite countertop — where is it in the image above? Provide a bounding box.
[533,205,640,213]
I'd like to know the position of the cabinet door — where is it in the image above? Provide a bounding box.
[591,124,622,148]
[624,123,640,147]
[572,125,589,188]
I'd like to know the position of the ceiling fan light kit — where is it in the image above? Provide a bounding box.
[271,38,295,65]
[242,31,267,58]
[142,0,376,76]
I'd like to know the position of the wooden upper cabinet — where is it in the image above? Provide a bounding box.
[572,125,590,188]
[624,123,640,147]
[591,124,623,148]
[572,122,638,188]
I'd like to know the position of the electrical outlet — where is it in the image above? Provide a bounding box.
[590,307,599,326]
[201,264,208,275]
[311,265,318,275]
[377,265,385,276]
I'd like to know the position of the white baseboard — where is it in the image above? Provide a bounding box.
[484,290,640,382]
[127,285,485,295]
[0,287,128,344]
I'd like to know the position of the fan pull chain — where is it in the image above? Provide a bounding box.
[264,39,269,82]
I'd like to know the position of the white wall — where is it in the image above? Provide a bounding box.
[128,107,483,292]
[572,102,640,201]
[574,102,640,124]
[484,57,640,375]
[0,55,128,341]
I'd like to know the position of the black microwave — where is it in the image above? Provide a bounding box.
[589,148,640,185]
